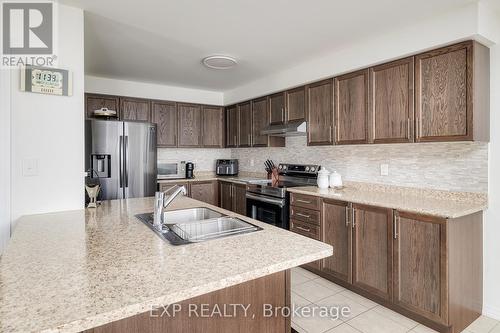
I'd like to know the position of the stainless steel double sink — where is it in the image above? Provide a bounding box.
[135,208,261,245]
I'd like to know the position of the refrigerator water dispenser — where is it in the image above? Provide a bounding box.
[91,154,111,178]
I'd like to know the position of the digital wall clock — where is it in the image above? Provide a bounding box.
[20,66,73,96]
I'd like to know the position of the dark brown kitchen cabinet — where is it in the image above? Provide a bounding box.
[286,86,306,122]
[269,92,286,125]
[226,105,239,148]
[306,79,334,146]
[334,69,369,145]
[351,204,393,301]
[120,97,151,121]
[177,103,202,147]
[218,181,246,215]
[190,180,218,206]
[85,93,120,119]
[151,101,177,147]
[159,181,191,196]
[202,106,224,148]
[369,57,414,143]
[238,102,252,147]
[251,97,269,147]
[219,181,233,211]
[321,199,351,284]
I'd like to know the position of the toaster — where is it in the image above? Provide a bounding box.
[216,159,239,176]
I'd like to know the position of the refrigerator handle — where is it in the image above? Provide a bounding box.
[119,135,124,188]
[124,135,129,188]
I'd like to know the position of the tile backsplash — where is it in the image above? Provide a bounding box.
[231,137,488,193]
[157,148,231,171]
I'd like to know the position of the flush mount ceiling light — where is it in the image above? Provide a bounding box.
[202,55,237,70]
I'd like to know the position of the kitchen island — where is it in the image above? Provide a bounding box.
[0,196,332,333]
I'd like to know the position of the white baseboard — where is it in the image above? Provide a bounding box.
[483,305,500,321]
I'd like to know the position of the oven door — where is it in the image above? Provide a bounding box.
[246,193,289,229]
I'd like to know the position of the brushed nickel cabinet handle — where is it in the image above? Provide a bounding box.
[234,135,237,146]
[296,212,311,218]
[296,226,311,232]
[296,199,312,204]
[351,207,356,229]
[345,206,349,227]
[393,213,399,239]
[407,118,411,140]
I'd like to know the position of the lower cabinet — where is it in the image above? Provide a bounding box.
[159,181,191,196]
[158,180,218,206]
[219,181,247,215]
[292,192,482,333]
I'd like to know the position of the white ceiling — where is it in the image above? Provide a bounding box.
[61,0,476,91]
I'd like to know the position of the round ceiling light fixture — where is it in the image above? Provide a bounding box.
[202,55,237,70]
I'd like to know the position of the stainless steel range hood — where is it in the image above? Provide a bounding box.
[260,121,307,137]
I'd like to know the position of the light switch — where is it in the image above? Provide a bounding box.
[380,163,389,176]
[22,158,39,176]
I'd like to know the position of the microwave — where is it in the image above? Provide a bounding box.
[157,161,186,179]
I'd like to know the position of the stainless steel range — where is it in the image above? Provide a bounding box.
[246,164,320,229]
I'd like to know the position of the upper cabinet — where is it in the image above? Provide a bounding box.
[369,57,414,143]
[251,97,270,147]
[415,41,489,142]
[85,93,120,119]
[226,105,239,148]
[286,86,306,122]
[202,106,224,148]
[306,79,334,146]
[177,103,202,147]
[335,69,369,145]
[120,97,151,121]
[152,100,177,147]
[269,92,286,125]
[238,102,252,147]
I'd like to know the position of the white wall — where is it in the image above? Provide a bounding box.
[0,68,12,254]
[85,75,224,106]
[10,4,85,225]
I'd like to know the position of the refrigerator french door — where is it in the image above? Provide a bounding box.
[85,119,157,201]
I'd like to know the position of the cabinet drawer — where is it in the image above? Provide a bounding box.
[290,219,320,240]
[290,206,320,225]
[290,193,320,211]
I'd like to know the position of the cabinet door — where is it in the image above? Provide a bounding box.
[232,183,247,216]
[120,97,151,121]
[306,79,334,146]
[322,200,352,284]
[415,41,472,142]
[152,101,177,147]
[178,103,202,147]
[252,97,269,147]
[352,204,393,300]
[85,93,119,119]
[335,70,369,144]
[393,211,448,324]
[370,58,414,143]
[219,182,233,211]
[269,92,285,125]
[226,106,239,148]
[286,86,306,122]
[202,106,224,148]
[238,102,252,147]
[190,181,217,206]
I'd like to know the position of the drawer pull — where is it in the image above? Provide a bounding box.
[296,212,311,218]
[345,206,349,227]
[296,199,312,204]
[295,225,311,232]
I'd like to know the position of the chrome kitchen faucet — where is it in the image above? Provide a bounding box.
[153,185,187,231]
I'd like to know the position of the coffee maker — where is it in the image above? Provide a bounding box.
[186,162,194,179]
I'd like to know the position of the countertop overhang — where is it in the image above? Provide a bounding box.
[0,197,332,333]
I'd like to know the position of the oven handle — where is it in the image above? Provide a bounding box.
[246,193,285,207]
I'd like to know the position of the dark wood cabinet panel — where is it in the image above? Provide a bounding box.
[369,57,414,143]
[219,181,233,211]
[159,181,191,197]
[286,86,306,122]
[335,69,369,145]
[306,79,334,146]
[85,93,120,119]
[191,181,218,206]
[120,97,151,121]
[352,204,393,300]
[226,106,239,148]
[415,41,473,142]
[393,212,447,324]
[251,97,269,147]
[238,102,252,147]
[232,183,247,216]
[152,101,177,147]
[269,92,286,125]
[202,106,224,148]
[177,103,202,147]
[322,199,351,283]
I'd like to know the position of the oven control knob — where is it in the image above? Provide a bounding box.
[278,165,282,169]
[305,166,310,171]
[283,165,287,170]
[310,167,315,172]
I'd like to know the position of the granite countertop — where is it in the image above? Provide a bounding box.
[157,172,268,185]
[287,181,487,218]
[0,197,331,333]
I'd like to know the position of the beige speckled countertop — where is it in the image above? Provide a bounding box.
[0,197,332,333]
[287,181,487,218]
[157,172,268,185]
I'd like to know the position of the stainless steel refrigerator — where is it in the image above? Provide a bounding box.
[85,119,157,201]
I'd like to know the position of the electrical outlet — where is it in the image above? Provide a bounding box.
[250,159,255,167]
[22,158,39,176]
[380,164,389,176]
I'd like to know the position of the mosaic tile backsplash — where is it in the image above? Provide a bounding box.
[231,137,488,193]
[157,148,231,171]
